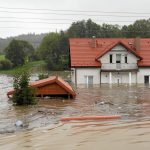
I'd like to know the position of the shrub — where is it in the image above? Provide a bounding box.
[38,73,49,80]
[12,71,37,105]
[0,59,13,70]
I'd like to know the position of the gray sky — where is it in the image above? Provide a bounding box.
[0,0,150,38]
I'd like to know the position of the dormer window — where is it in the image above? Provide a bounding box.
[125,55,128,63]
[110,54,113,63]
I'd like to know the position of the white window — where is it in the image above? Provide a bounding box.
[85,76,93,85]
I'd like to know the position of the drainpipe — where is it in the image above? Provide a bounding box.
[75,68,77,86]
[100,70,101,84]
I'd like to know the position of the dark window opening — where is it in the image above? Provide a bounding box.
[125,55,127,63]
[144,76,149,84]
[110,54,113,63]
[116,54,121,64]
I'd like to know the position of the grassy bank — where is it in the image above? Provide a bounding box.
[0,54,71,79]
[0,60,71,80]
[0,60,46,75]
[0,54,5,60]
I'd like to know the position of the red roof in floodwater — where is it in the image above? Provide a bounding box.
[7,76,76,98]
[70,38,150,67]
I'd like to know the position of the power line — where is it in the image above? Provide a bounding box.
[0,20,71,24]
[0,10,149,18]
[0,17,76,21]
[0,26,150,33]
[0,26,62,30]
[0,17,135,23]
[0,6,150,15]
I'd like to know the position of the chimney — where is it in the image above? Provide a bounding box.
[134,37,141,50]
[91,36,97,48]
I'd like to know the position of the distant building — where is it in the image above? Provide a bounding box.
[70,38,150,85]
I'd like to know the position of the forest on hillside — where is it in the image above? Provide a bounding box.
[0,33,47,53]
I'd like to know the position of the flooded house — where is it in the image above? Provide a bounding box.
[70,38,150,85]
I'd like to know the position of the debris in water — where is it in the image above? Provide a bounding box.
[15,120,23,127]
[98,101,114,105]
[99,101,105,105]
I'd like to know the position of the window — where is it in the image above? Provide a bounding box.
[144,76,149,84]
[125,55,127,63]
[116,54,121,63]
[85,76,93,85]
[110,54,113,63]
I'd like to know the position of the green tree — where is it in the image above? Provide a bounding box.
[100,24,122,38]
[12,71,36,105]
[85,19,100,37]
[121,19,150,38]
[38,32,69,70]
[5,39,35,67]
[67,20,86,37]
[18,40,35,62]
[5,39,25,67]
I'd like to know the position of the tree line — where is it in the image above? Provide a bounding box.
[2,18,150,70]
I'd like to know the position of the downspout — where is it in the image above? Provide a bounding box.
[75,68,77,86]
[100,69,101,85]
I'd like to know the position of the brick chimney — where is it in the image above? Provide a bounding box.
[91,36,97,48]
[134,37,141,50]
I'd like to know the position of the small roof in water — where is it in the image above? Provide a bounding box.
[7,76,76,98]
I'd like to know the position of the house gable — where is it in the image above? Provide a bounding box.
[95,41,142,60]
[99,44,140,64]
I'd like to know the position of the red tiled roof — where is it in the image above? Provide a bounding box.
[7,76,76,98]
[70,38,150,67]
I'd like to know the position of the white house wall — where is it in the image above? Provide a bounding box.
[71,68,150,84]
[137,68,150,83]
[72,68,100,84]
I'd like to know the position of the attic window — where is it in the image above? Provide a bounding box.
[110,54,113,63]
[125,55,128,63]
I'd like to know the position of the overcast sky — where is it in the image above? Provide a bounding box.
[0,0,150,38]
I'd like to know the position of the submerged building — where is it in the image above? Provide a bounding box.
[70,38,150,85]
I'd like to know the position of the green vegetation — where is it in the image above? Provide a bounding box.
[0,59,13,70]
[0,55,5,60]
[12,71,36,105]
[67,18,150,38]
[5,39,36,67]
[37,32,69,70]
[0,60,45,75]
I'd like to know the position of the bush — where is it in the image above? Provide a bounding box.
[38,73,49,80]
[12,71,37,105]
[0,59,13,70]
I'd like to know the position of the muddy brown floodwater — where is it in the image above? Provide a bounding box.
[0,74,150,150]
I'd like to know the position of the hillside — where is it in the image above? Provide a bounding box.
[0,33,47,53]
